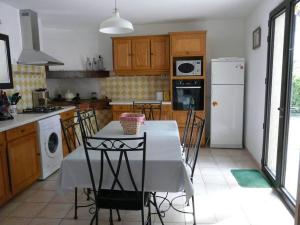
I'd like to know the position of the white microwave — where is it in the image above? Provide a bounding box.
[176,60,202,76]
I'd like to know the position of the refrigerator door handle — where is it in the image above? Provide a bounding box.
[212,101,218,107]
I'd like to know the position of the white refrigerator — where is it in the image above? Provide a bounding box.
[210,58,245,148]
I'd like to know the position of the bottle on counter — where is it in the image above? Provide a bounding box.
[98,55,103,70]
[86,57,92,71]
[92,58,98,71]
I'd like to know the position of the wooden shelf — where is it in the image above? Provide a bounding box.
[46,70,110,79]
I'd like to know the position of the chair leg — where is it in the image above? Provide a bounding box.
[109,209,114,225]
[141,208,145,225]
[116,209,121,221]
[87,188,91,201]
[148,200,152,225]
[74,187,78,219]
[152,193,164,225]
[192,196,196,225]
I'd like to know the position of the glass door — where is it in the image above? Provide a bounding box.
[263,8,287,180]
[263,0,300,211]
[284,1,300,200]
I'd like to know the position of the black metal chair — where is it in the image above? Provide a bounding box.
[181,108,195,151]
[133,101,162,120]
[170,115,205,225]
[77,114,165,225]
[60,109,101,219]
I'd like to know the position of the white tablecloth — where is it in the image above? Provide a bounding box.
[57,121,194,199]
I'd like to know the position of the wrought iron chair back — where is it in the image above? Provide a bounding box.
[60,109,99,153]
[78,111,148,223]
[133,101,162,120]
[184,115,205,180]
[181,109,195,148]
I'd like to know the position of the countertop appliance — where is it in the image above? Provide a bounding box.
[176,59,202,76]
[173,79,204,110]
[32,89,49,108]
[37,115,63,179]
[210,58,245,148]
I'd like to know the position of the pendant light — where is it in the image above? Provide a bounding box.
[99,0,134,34]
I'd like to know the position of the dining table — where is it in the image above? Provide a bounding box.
[56,120,194,199]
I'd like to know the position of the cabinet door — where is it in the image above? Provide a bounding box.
[132,38,151,70]
[171,33,206,56]
[0,133,9,206]
[151,36,169,70]
[113,39,132,71]
[7,133,39,195]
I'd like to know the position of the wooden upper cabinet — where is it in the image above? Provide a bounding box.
[132,38,151,70]
[113,39,132,71]
[171,32,206,56]
[151,36,169,70]
[113,35,170,75]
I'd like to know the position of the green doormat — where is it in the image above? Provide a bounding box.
[231,169,272,188]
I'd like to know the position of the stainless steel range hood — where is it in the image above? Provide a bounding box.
[17,9,63,66]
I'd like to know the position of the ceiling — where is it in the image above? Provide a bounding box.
[1,0,262,29]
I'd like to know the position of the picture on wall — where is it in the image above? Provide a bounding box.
[253,27,261,49]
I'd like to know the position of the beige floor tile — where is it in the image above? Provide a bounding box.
[29,218,61,225]
[60,219,93,225]
[0,202,22,218]
[24,190,56,203]
[37,203,72,219]
[8,203,47,218]
[51,192,75,204]
[0,217,32,225]
[39,181,57,191]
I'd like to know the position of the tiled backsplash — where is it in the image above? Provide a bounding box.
[5,65,46,110]
[100,76,170,100]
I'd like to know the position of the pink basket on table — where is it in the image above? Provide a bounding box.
[120,113,145,135]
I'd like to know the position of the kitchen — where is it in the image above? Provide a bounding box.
[0,0,299,225]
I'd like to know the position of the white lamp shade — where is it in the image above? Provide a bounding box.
[99,11,134,34]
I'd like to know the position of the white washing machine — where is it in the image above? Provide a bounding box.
[37,115,63,180]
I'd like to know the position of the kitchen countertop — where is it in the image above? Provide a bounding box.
[0,106,75,132]
[110,100,172,105]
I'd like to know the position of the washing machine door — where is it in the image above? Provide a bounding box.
[46,132,59,158]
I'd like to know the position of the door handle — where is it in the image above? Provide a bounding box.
[277,107,284,112]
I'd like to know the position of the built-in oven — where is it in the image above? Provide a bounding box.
[173,80,204,110]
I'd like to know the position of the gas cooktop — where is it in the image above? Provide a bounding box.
[23,106,63,114]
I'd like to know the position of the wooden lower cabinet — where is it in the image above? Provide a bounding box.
[7,132,40,195]
[0,132,10,206]
[112,104,172,120]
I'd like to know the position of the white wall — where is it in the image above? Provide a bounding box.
[245,0,283,164]
[0,2,22,63]
[44,19,246,132]
[43,19,246,71]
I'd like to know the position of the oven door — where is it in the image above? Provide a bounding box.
[173,86,204,110]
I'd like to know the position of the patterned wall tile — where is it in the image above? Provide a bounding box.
[100,76,170,100]
[5,65,46,110]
